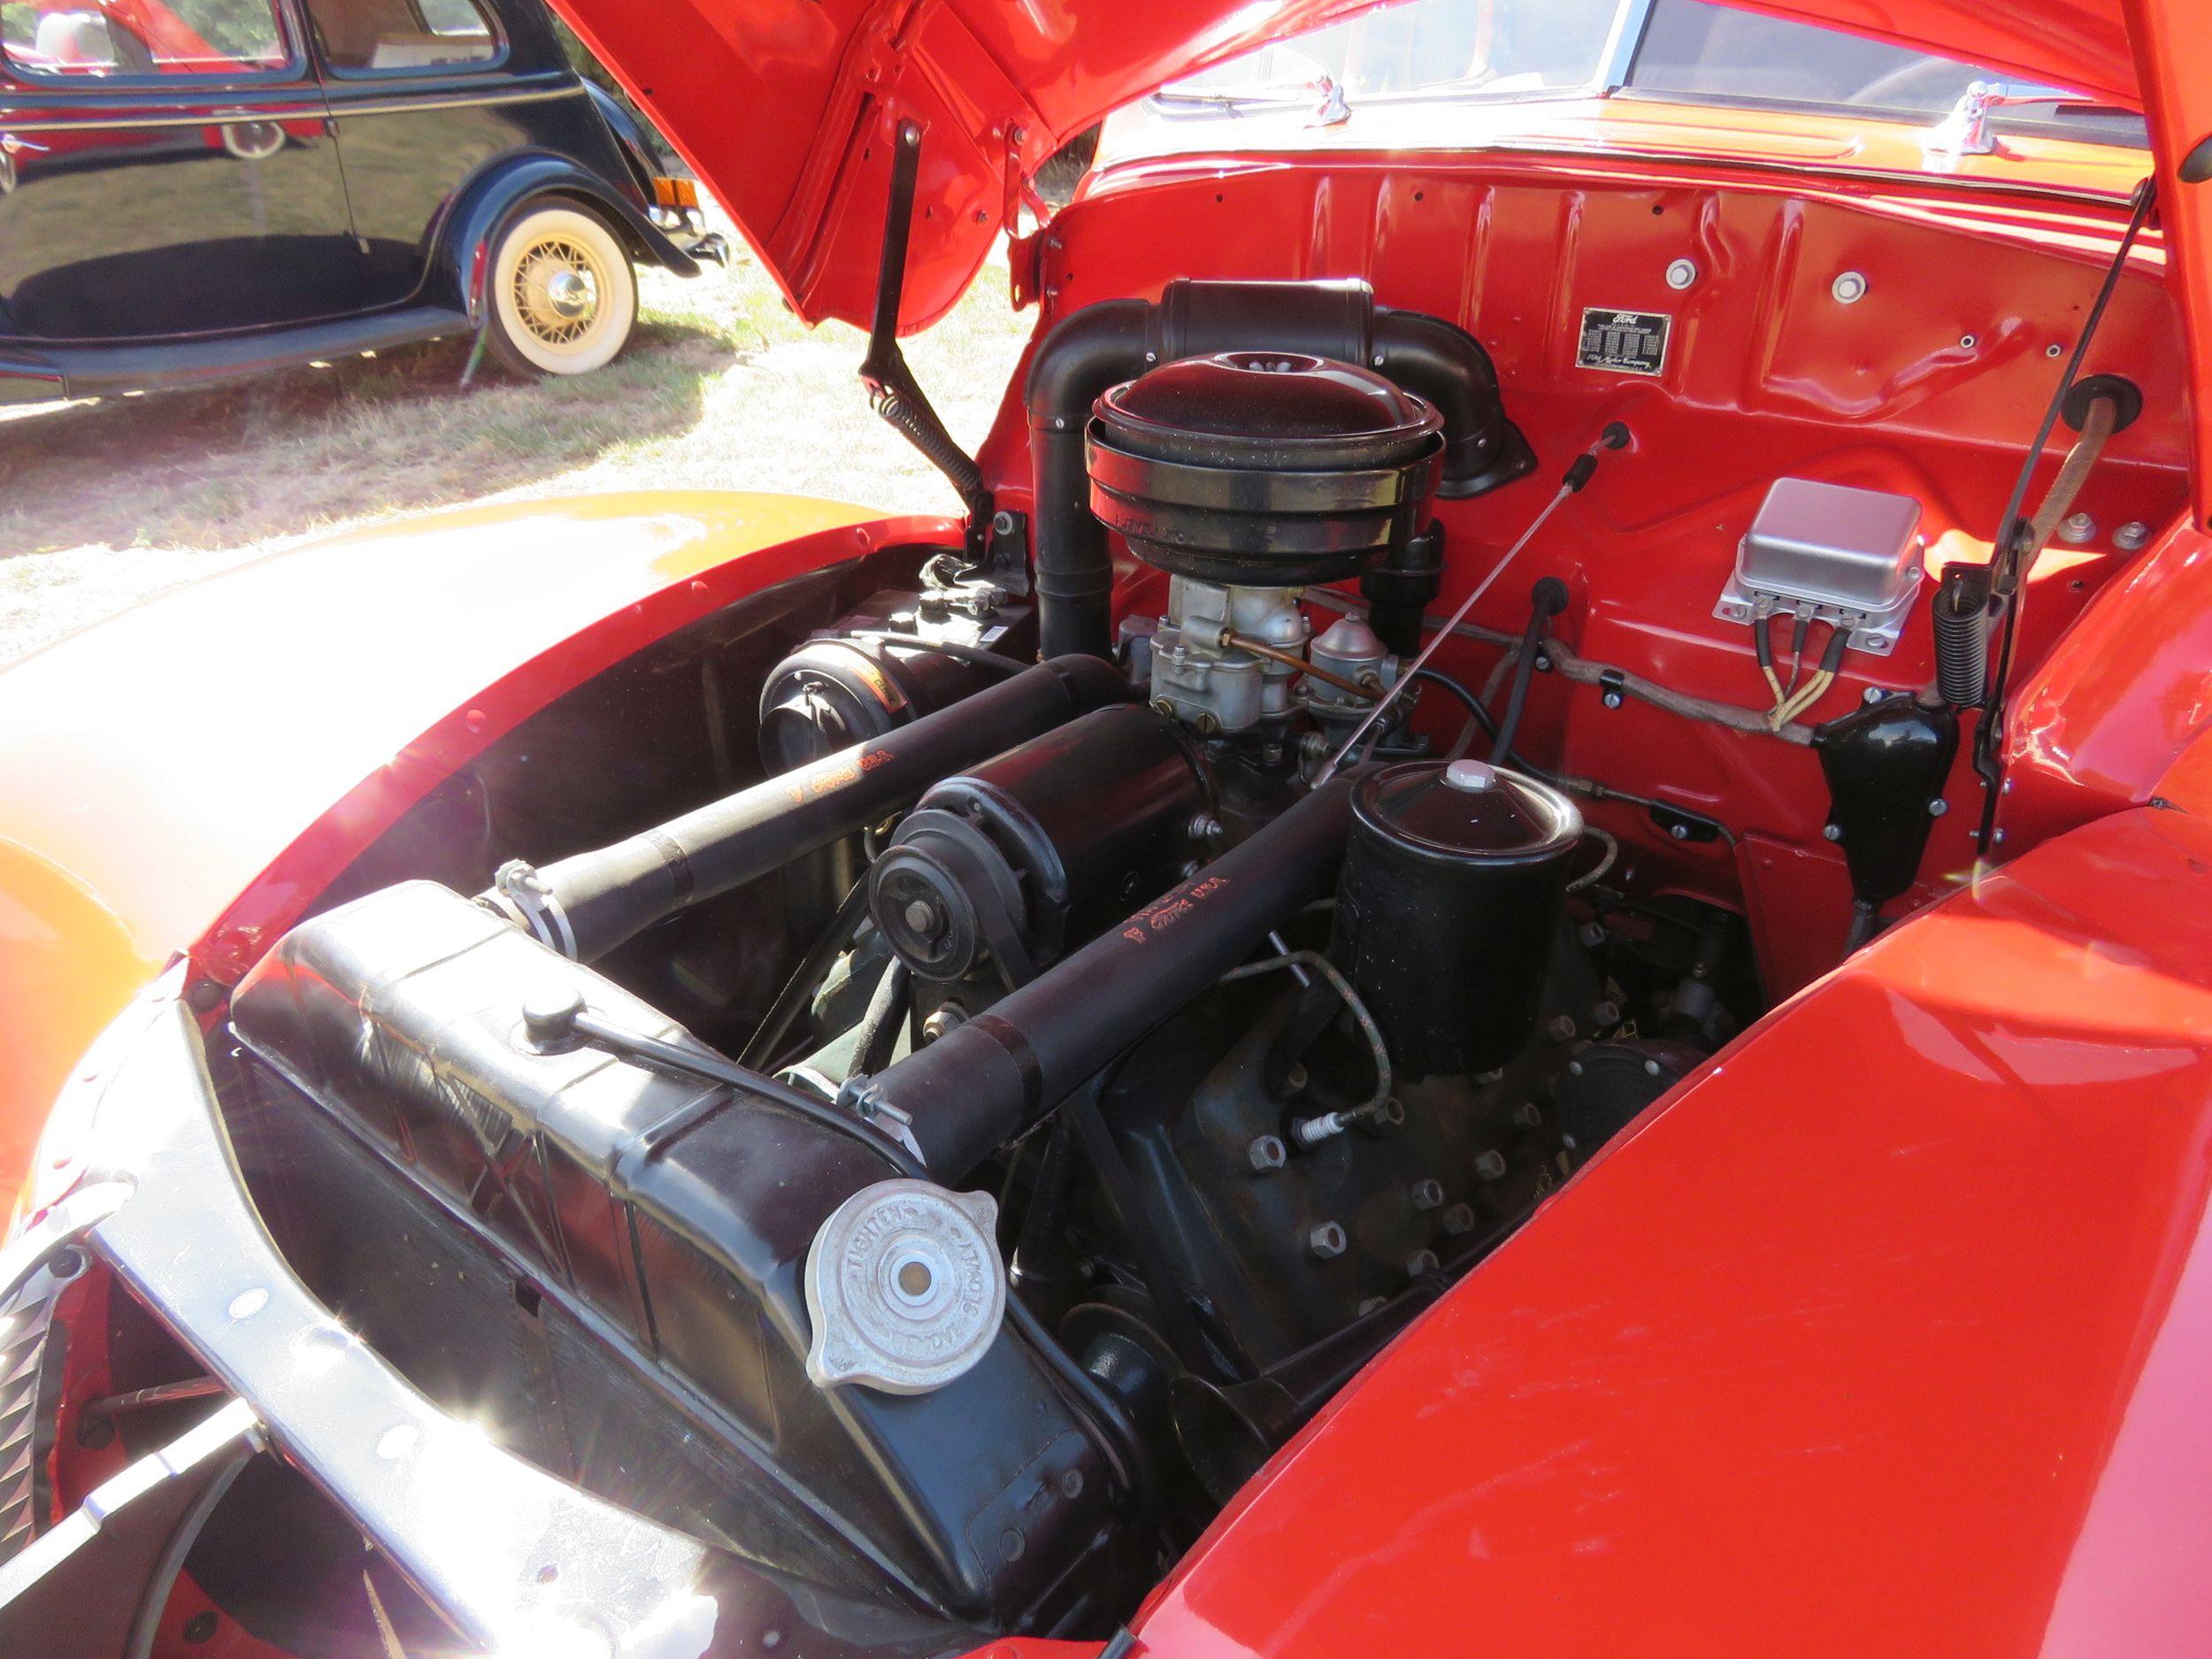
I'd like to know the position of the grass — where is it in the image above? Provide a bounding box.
[0,220,1033,664]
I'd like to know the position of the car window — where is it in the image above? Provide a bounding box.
[1153,0,1620,108]
[1624,0,2147,148]
[302,0,498,74]
[1,0,292,77]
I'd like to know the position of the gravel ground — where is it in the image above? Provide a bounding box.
[0,220,1031,666]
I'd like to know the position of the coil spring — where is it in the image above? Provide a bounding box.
[1932,570,1993,709]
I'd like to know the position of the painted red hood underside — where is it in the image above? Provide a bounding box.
[554,0,2139,334]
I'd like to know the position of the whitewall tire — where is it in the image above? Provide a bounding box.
[484,200,637,378]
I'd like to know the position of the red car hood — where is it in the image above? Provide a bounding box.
[554,0,2142,334]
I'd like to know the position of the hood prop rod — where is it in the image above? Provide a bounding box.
[861,119,995,565]
[1972,175,2155,855]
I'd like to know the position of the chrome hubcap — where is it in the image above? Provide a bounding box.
[511,238,603,347]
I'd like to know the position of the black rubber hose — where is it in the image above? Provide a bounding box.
[860,772,1366,1179]
[1489,579,1570,763]
[847,960,911,1080]
[484,655,1131,961]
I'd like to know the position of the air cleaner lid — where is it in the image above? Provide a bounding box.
[1354,759,1582,864]
[1094,350,1442,472]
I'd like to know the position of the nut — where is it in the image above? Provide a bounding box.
[1308,1222,1348,1260]
[1474,1150,1509,1181]
[1548,1014,1578,1042]
[921,1005,968,1044]
[1441,1202,1477,1236]
[1409,1179,1445,1210]
[1405,1249,1440,1279]
[1513,1102,1543,1128]
[1248,1135,1287,1173]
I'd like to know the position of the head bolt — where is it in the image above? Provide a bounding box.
[1578,921,1607,948]
[1405,1249,1440,1279]
[1548,1014,1578,1041]
[1409,1178,1445,1210]
[1285,1061,1310,1092]
[1474,1149,1509,1181]
[1308,1221,1348,1260]
[1514,1102,1543,1127]
[2059,511,2097,546]
[1248,1135,1287,1173]
[2115,520,2152,551]
[1823,822,1844,841]
[1593,1000,1622,1026]
[1669,822,1691,841]
[1441,1202,1477,1236]
[1665,257,1699,289]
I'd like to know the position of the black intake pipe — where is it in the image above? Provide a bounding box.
[1025,278,1534,659]
[483,655,1131,962]
[859,772,1365,1178]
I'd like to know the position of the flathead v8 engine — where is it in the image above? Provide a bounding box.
[222,283,1712,1644]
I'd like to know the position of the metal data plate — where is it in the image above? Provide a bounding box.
[1713,478,1925,655]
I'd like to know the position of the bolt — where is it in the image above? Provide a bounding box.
[182,1612,219,1644]
[1566,1059,1586,1077]
[2059,511,2097,546]
[1602,688,1624,710]
[1406,1249,1440,1279]
[1378,1097,1406,1126]
[1960,334,1978,349]
[1578,921,1607,948]
[1357,1295,1388,1316]
[1194,711,1222,736]
[1832,270,1868,303]
[1668,822,1690,841]
[1514,1102,1543,1128]
[1548,1014,1578,1041]
[1441,1202,1477,1235]
[1309,1221,1348,1260]
[1593,1000,1622,1026]
[2115,520,2152,551]
[1061,1467,1085,1498]
[2047,342,2065,358]
[921,1005,967,1044]
[1823,822,1844,842]
[1188,812,1223,841]
[520,985,584,1046]
[1929,797,1949,817]
[1665,257,1699,289]
[1643,1058,1663,1078]
[1285,1061,1310,1092]
[187,979,223,1012]
[1151,696,1176,718]
[1410,1178,1445,1210]
[1248,1135,1288,1173]
[1000,1526,1025,1562]
[992,510,1017,535]
[1864,685,1885,705]
[1474,1150,1509,1181]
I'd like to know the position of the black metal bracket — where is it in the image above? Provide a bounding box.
[1647,802,1723,845]
[862,120,995,565]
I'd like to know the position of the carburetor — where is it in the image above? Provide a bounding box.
[1086,349,1445,738]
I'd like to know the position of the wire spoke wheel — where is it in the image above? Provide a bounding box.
[486,202,637,377]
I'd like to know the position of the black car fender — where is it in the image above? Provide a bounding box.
[582,81,664,201]
[431,150,699,326]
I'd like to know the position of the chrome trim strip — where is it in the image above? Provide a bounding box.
[0,82,581,132]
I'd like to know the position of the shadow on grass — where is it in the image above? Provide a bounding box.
[0,313,743,557]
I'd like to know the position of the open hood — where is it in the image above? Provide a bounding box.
[555,0,2147,334]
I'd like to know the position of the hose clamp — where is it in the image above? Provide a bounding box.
[492,859,578,960]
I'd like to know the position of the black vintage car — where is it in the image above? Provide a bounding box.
[0,0,718,399]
